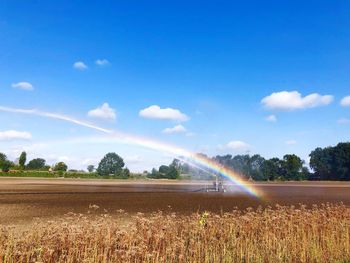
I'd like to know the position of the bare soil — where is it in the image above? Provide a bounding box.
[1,177,350,225]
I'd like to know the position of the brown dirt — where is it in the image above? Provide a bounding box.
[1,177,350,225]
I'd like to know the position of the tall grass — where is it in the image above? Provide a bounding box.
[1,204,349,262]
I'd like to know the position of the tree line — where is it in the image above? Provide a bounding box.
[154,142,350,181]
[0,151,130,178]
[309,142,350,180]
[1,142,349,180]
[212,154,310,181]
[148,159,180,179]
[0,152,68,173]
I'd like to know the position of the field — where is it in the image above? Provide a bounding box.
[1,178,350,225]
[1,178,350,262]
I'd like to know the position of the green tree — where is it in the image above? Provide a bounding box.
[309,147,332,180]
[171,159,181,170]
[281,154,303,180]
[167,164,180,179]
[261,158,282,181]
[300,166,311,180]
[54,162,68,172]
[19,151,27,169]
[180,163,190,174]
[231,155,251,178]
[249,154,266,180]
[147,163,179,180]
[87,165,95,173]
[0,153,6,163]
[215,154,233,167]
[0,153,14,172]
[159,165,170,176]
[332,142,350,180]
[1,160,12,172]
[97,152,125,176]
[148,168,159,178]
[122,167,130,177]
[27,158,46,170]
[0,153,7,170]
[310,142,350,180]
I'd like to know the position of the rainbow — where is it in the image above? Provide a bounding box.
[0,106,263,197]
[101,132,262,197]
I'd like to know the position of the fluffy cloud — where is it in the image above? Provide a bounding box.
[162,125,187,134]
[261,91,333,110]
[0,130,32,141]
[219,140,251,153]
[87,103,116,120]
[340,96,350,107]
[337,118,350,125]
[11,82,34,91]
[139,105,189,121]
[265,115,277,122]
[73,61,88,70]
[285,140,297,145]
[95,59,110,66]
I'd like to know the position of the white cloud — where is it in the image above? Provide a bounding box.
[87,103,116,120]
[11,82,34,91]
[219,140,251,153]
[95,59,110,66]
[162,125,187,134]
[261,91,333,110]
[340,96,350,107]
[265,115,277,122]
[0,130,32,141]
[139,105,189,121]
[337,118,350,125]
[286,140,297,145]
[73,61,88,70]
[186,132,196,137]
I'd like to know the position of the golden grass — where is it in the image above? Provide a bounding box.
[1,204,349,263]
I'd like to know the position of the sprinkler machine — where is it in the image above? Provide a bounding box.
[206,173,226,193]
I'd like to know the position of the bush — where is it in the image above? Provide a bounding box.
[0,170,136,179]
[0,161,13,172]
[0,171,57,178]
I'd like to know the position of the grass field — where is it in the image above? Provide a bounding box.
[1,204,349,262]
[1,178,350,262]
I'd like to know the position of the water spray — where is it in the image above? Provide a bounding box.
[0,106,262,197]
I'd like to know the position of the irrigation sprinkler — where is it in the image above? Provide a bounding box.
[177,156,227,193]
[206,173,226,193]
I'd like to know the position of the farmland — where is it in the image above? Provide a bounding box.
[1,178,350,225]
[1,178,350,262]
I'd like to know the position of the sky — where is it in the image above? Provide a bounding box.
[0,1,350,172]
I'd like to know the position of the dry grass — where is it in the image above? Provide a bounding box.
[1,204,350,263]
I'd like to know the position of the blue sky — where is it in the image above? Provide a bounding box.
[0,1,350,171]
